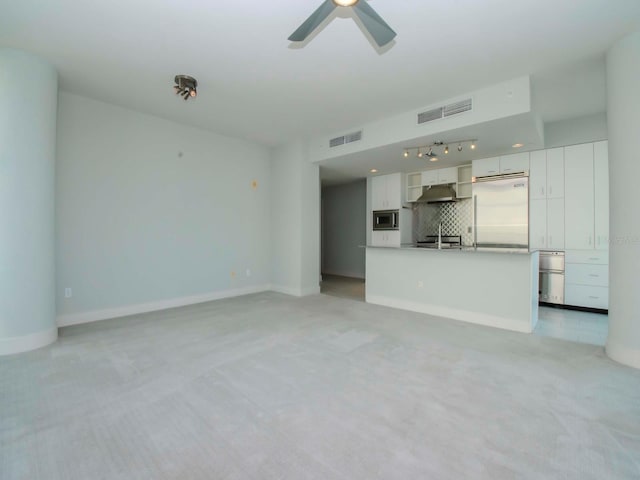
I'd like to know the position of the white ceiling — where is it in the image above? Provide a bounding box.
[2,0,639,149]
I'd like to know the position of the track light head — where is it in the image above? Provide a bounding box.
[174,75,198,101]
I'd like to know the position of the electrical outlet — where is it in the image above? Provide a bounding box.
[246,268,251,277]
[64,287,72,298]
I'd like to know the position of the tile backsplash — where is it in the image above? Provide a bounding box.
[412,198,473,246]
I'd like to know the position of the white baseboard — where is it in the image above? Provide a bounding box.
[0,327,58,356]
[270,284,321,297]
[606,342,640,370]
[57,284,271,327]
[321,270,365,280]
[366,294,533,334]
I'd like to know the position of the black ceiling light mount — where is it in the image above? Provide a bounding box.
[174,75,197,101]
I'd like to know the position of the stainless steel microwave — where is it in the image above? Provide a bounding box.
[373,210,399,230]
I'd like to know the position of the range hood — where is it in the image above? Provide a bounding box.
[415,184,459,203]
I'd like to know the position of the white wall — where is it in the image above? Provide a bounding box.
[321,180,366,278]
[56,93,272,324]
[544,112,608,148]
[605,31,640,369]
[0,49,58,354]
[271,141,320,296]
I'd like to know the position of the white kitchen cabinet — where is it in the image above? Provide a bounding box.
[564,248,609,309]
[529,151,547,200]
[421,170,439,186]
[565,284,609,310]
[371,230,401,247]
[529,148,564,200]
[371,173,403,210]
[546,148,565,198]
[564,143,595,250]
[594,141,609,250]
[529,199,547,249]
[529,197,564,250]
[546,198,565,249]
[472,157,500,177]
[437,167,458,184]
[500,152,530,174]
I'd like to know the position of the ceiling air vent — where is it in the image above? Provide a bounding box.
[418,107,443,125]
[417,98,473,124]
[330,130,362,148]
[443,98,472,117]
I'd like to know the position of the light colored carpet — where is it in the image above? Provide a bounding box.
[1,292,639,479]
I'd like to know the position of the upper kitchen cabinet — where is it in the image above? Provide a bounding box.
[500,152,530,174]
[421,169,439,186]
[594,141,609,250]
[437,167,458,185]
[472,153,529,178]
[472,156,500,177]
[530,148,564,200]
[371,173,404,211]
[564,143,596,250]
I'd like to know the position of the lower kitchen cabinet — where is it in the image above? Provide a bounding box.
[565,284,609,310]
[564,249,609,309]
[371,230,401,247]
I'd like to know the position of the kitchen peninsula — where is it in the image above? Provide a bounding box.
[366,246,539,333]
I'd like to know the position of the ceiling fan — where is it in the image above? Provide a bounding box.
[289,0,396,48]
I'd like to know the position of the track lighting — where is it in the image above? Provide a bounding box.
[401,139,478,161]
[174,75,198,101]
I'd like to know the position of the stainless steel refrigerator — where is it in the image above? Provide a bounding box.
[473,173,529,249]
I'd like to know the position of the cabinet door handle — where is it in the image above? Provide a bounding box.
[589,274,600,278]
[549,186,553,195]
[541,236,545,245]
[549,235,553,245]
[588,296,600,299]
[588,236,592,245]
[541,187,545,196]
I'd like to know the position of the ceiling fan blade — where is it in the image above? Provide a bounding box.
[353,1,396,47]
[288,0,337,42]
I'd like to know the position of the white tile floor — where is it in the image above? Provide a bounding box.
[534,306,608,346]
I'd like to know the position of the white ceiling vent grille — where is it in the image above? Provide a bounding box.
[330,130,362,148]
[443,98,473,117]
[418,98,473,124]
[417,107,443,124]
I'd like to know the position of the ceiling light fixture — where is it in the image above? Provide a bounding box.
[333,0,359,6]
[401,139,478,161]
[174,75,198,101]
[370,168,378,173]
[512,143,524,148]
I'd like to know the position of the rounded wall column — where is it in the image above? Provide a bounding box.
[0,49,58,355]
[605,32,640,369]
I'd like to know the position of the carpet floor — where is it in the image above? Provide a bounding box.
[1,292,639,479]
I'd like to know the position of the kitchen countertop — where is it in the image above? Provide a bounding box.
[364,244,533,255]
